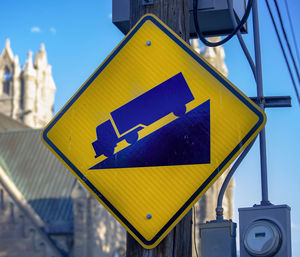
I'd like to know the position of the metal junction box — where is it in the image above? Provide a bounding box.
[112,0,247,37]
[189,0,247,37]
[199,220,237,257]
[239,204,291,257]
[112,0,130,35]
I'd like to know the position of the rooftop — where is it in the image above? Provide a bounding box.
[0,129,76,233]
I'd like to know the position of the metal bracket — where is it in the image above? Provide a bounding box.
[142,0,153,6]
[249,96,292,108]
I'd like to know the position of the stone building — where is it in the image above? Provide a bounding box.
[0,39,233,257]
[0,39,126,257]
[0,39,55,128]
[0,124,127,257]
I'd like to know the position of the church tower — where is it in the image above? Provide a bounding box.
[0,39,55,128]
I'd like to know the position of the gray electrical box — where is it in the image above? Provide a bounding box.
[239,204,291,257]
[189,0,247,37]
[112,0,247,37]
[199,220,237,257]
[112,0,130,35]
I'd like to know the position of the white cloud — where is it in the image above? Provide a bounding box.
[291,222,297,229]
[30,26,41,33]
[50,27,56,34]
[108,13,112,19]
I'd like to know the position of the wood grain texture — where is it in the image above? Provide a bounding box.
[130,0,190,43]
[127,1,191,256]
[126,210,192,257]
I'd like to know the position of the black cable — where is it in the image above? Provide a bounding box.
[213,2,257,220]
[193,0,253,47]
[284,0,300,71]
[236,32,257,82]
[216,136,257,220]
[274,0,300,84]
[265,0,300,104]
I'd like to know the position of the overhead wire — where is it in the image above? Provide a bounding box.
[265,0,300,104]
[283,0,300,70]
[273,0,300,84]
[191,0,299,233]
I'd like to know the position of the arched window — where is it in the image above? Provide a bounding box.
[3,67,11,95]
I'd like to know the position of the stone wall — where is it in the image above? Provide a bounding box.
[71,182,126,257]
[0,165,63,257]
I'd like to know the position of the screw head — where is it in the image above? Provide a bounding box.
[146,214,152,219]
[146,41,151,46]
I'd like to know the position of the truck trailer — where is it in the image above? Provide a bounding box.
[92,72,194,157]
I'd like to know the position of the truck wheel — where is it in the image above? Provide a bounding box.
[126,132,138,144]
[173,105,186,117]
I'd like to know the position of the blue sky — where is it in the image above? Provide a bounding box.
[1,0,299,255]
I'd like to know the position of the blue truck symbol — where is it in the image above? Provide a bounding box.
[92,72,194,158]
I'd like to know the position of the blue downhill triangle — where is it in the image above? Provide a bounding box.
[89,99,210,169]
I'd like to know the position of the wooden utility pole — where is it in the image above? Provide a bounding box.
[126,1,192,257]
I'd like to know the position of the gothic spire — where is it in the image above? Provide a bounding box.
[23,50,36,78]
[5,38,10,48]
[34,43,48,69]
[0,38,14,62]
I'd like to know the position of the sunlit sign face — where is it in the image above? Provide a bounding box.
[42,14,266,249]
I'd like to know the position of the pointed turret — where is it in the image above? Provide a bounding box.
[34,43,48,69]
[5,39,10,48]
[22,50,37,127]
[11,55,22,119]
[34,43,56,127]
[23,50,36,78]
[0,40,56,128]
[0,39,14,62]
[0,39,15,99]
[0,39,15,71]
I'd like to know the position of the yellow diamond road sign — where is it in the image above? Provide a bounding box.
[42,14,266,249]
